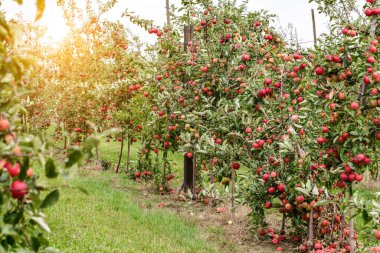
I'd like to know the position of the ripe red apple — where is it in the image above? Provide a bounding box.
[350,102,359,110]
[315,66,325,75]
[5,162,20,177]
[364,76,371,84]
[277,183,285,192]
[242,53,250,61]
[200,66,208,72]
[270,171,277,178]
[349,30,357,37]
[296,195,305,203]
[10,180,28,199]
[264,78,272,85]
[268,187,276,194]
[356,174,363,182]
[316,137,327,144]
[365,8,373,16]
[232,162,240,170]
[375,230,380,239]
[245,127,252,133]
[135,171,141,178]
[291,115,299,122]
[186,152,193,158]
[258,229,266,236]
[314,242,322,250]
[340,173,349,181]
[377,132,380,140]
[368,56,376,64]
[0,118,10,132]
[264,201,272,209]
[321,219,330,227]
[27,168,33,177]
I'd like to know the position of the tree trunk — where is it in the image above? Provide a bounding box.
[348,191,355,253]
[96,145,100,165]
[281,213,286,235]
[192,151,196,200]
[125,134,131,173]
[162,151,168,188]
[115,137,124,173]
[307,208,314,251]
[180,155,194,193]
[64,136,67,149]
[231,169,235,208]
[209,158,214,183]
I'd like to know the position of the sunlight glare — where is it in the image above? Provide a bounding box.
[2,0,69,46]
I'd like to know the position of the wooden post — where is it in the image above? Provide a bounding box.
[311,9,317,46]
[231,169,235,208]
[295,28,300,50]
[125,134,131,173]
[184,25,194,51]
[166,0,170,26]
[163,150,168,188]
[179,25,195,194]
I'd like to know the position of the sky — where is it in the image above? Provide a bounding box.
[1,0,335,47]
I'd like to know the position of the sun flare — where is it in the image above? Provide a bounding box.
[37,4,69,45]
[3,0,69,45]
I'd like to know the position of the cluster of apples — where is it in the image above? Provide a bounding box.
[0,161,33,200]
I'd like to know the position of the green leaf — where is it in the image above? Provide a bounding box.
[2,224,18,236]
[35,0,45,21]
[295,187,310,196]
[42,247,61,253]
[77,186,89,195]
[45,158,58,178]
[362,209,372,224]
[40,190,59,209]
[312,185,319,196]
[315,199,333,207]
[65,147,83,168]
[31,216,50,232]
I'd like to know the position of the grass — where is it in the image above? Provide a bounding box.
[42,139,227,253]
[44,171,220,253]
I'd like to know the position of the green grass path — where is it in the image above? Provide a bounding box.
[45,171,217,253]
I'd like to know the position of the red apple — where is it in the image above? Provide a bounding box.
[5,162,20,177]
[375,230,380,239]
[350,102,359,110]
[0,118,10,132]
[296,195,305,203]
[315,66,325,75]
[10,180,28,199]
[277,183,285,192]
[232,162,240,170]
